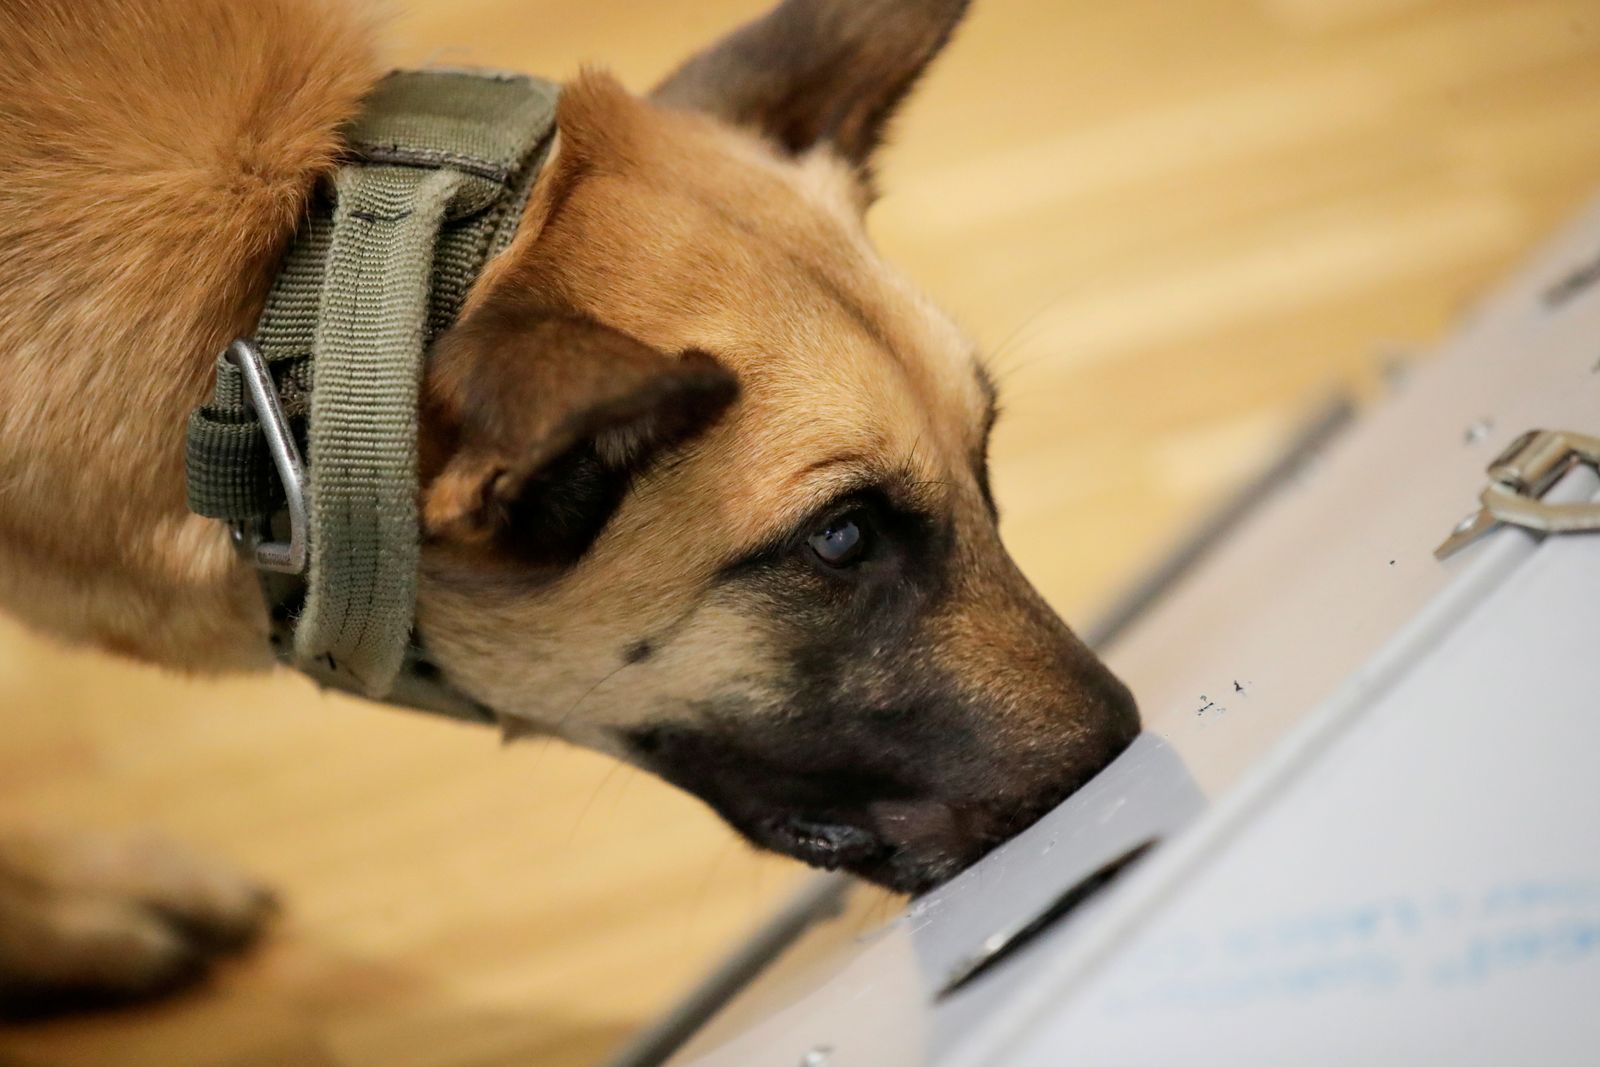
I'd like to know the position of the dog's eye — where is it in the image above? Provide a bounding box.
[808,517,865,567]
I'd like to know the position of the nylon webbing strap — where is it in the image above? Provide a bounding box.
[296,164,459,692]
[185,69,558,713]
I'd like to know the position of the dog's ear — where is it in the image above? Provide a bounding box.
[651,0,970,170]
[420,302,738,565]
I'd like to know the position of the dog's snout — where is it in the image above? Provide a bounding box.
[1003,653,1141,810]
[947,658,1137,850]
[1068,658,1142,761]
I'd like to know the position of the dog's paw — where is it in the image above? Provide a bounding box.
[0,828,277,1018]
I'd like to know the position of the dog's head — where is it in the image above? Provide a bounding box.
[414,0,1138,893]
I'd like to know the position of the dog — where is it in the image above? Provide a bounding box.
[0,0,1139,1010]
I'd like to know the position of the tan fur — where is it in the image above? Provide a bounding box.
[0,0,383,669]
[0,0,1134,998]
[417,75,995,754]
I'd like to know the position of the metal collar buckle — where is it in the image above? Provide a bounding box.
[1435,428,1600,559]
[222,339,308,574]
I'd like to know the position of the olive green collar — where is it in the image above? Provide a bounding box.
[186,69,560,723]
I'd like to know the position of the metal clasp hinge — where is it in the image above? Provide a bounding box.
[1435,428,1600,559]
[222,339,308,574]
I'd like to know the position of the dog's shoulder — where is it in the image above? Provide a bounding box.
[0,0,387,668]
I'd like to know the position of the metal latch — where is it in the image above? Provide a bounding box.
[1435,429,1600,559]
[222,339,309,574]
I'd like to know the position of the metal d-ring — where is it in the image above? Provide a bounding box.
[221,339,308,574]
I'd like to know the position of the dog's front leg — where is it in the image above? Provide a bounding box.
[0,828,276,1017]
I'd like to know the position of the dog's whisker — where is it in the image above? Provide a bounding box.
[994,344,1070,386]
[555,660,634,733]
[987,289,1081,373]
[682,835,740,949]
[602,764,642,822]
[553,599,708,734]
[566,760,629,846]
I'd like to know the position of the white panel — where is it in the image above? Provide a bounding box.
[667,193,1600,1067]
[1008,522,1600,1065]
[1107,194,1600,796]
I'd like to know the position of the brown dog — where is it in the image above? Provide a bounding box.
[0,0,1138,1009]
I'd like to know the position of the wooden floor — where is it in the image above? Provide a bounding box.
[5,1,1600,1064]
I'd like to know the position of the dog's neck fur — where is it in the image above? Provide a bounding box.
[189,69,561,714]
[0,0,387,670]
